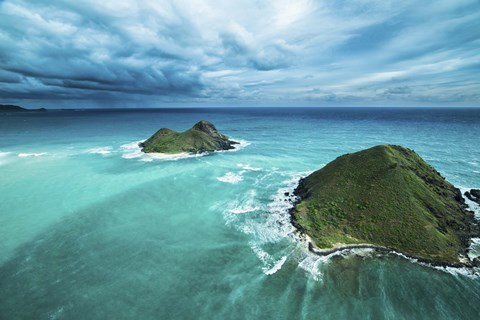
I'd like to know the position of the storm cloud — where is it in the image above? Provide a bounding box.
[0,0,479,107]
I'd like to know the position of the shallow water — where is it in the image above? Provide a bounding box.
[1,107,479,319]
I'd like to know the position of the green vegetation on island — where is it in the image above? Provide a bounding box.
[292,145,479,266]
[0,104,46,112]
[141,120,238,154]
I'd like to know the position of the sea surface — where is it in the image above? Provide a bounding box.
[1,107,480,319]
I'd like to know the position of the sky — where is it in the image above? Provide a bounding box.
[0,0,479,108]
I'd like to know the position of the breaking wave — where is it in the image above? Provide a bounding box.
[18,152,47,157]
[237,163,262,171]
[222,171,307,276]
[217,172,244,184]
[86,147,113,155]
[120,141,144,159]
[225,139,251,152]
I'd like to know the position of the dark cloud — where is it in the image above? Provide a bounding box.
[0,0,479,107]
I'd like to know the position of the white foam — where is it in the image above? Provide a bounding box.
[87,146,113,155]
[223,190,257,225]
[368,247,480,279]
[434,265,480,278]
[250,242,288,275]
[0,151,10,157]
[255,173,312,243]
[237,163,262,171]
[264,256,288,275]
[228,206,259,214]
[460,188,480,219]
[221,172,304,276]
[226,189,259,214]
[298,253,326,282]
[18,152,47,157]
[217,172,244,184]
[250,242,271,264]
[468,238,480,260]
[147,152,198,161]
[120,141,144,159]
[220,139,251,153]
[227,183,296,244]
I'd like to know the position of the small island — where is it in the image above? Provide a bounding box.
[0,104,47,112]
[140,120,238,155]
[291,144,480,267]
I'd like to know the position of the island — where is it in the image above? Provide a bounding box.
[291,144,480,267]
[140,120,238,154]
[0,104,47,112]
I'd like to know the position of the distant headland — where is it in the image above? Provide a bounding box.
[140,120,238,155]
[0,104,47,113]
[291,144,480,267]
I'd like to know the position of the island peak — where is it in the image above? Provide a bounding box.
[141,121,238,154]
[292,144,480,267]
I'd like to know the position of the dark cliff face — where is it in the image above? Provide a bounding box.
[141,120,238,154]
[292,144,480,266]
[192,120,226,139]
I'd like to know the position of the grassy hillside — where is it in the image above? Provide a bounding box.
[141,120,236,154]
[292,145,478,265]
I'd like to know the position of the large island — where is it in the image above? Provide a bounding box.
[141,120,238,154]
[291,145,479,267]
[0,104,47,112]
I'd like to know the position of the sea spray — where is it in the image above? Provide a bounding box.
[217,171,245,184]
[222,170,327,277]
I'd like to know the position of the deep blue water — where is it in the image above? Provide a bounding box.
[1,107,479,319]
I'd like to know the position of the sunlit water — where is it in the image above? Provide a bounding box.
[1,107,479,319]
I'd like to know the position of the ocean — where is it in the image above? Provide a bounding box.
[1,107,479,319]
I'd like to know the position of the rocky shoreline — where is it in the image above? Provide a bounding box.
[465,189,480,205]
[304,236,480,268]
[291,216,480,269]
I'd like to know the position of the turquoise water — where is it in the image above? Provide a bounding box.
[1,107,480,319]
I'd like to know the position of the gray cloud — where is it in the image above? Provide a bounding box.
[383,86,411,96]
[0,0,479,107]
